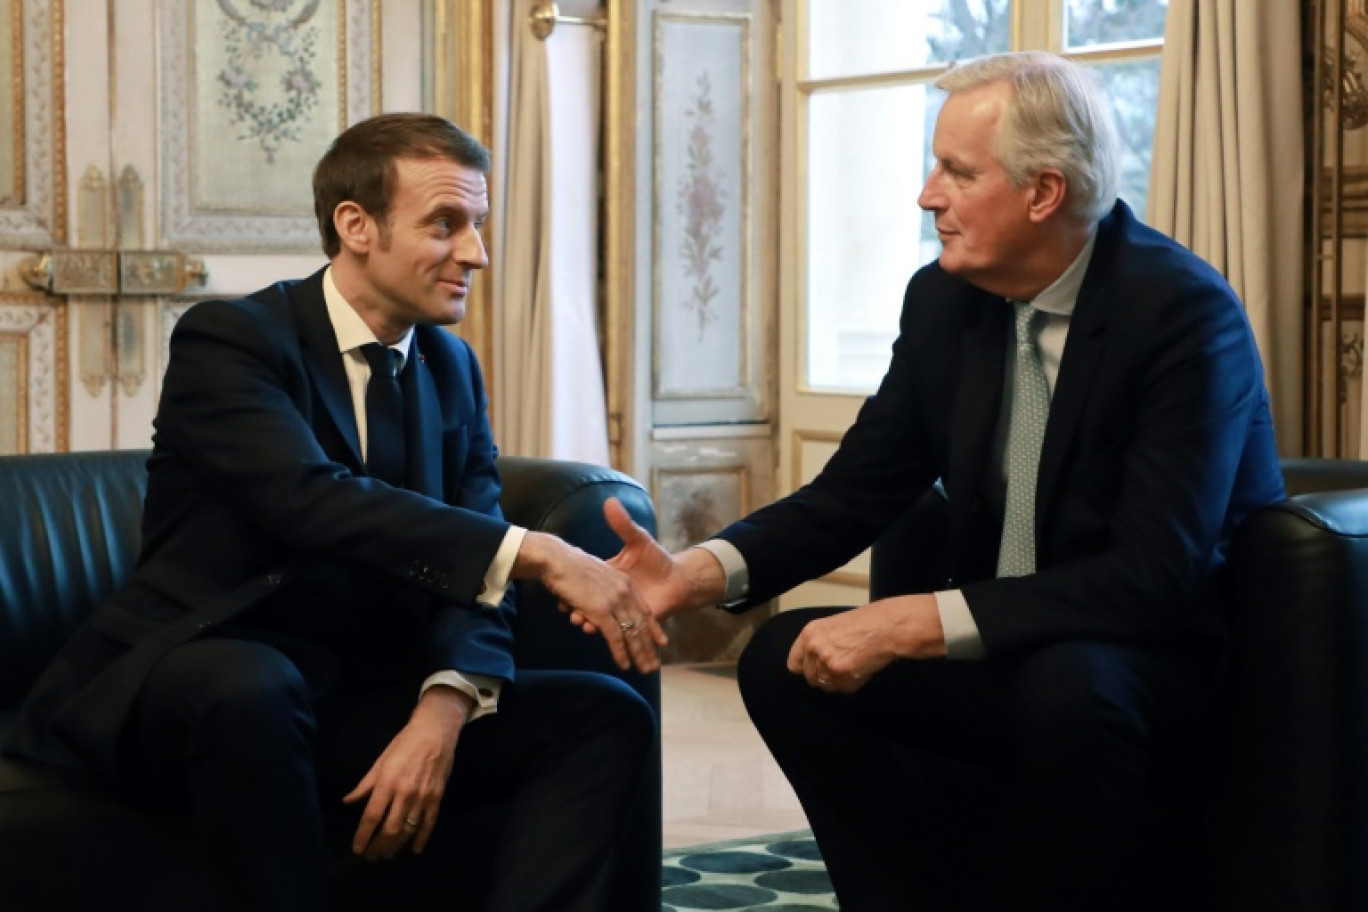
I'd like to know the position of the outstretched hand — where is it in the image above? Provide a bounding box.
[562,498,720,636]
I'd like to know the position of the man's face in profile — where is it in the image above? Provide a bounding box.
[917,81,1041,290]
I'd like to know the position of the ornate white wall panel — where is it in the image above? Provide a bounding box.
[0,0,64,248]
[0,294,65,453]
[158,0,380,251]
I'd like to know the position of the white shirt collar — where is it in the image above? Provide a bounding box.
[1024,229,1097,317]
[322,266,414,367]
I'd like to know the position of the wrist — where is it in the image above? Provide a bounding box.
[511,530,560,581]
[414,684,475,735]
[680,548,730,611]
[885,594,946,660]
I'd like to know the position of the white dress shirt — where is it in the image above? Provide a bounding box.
[323,267,523,716]
[697,232,1097,660]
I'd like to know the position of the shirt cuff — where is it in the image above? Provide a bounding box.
[693,539,750,606]
[421,671,502,721]
[933,589,985,660]
[478,525,526,607]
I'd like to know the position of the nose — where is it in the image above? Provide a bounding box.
[918,165,944,212]
[454,225,489,270]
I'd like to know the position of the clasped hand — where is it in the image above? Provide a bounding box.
[526,508,668,674]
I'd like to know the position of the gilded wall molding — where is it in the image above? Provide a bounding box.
[431,0,495,386]
[0,292,66,453]
[605,0,634,470]
[0,0,66,247]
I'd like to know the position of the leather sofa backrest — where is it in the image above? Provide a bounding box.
[0,450,151,712]
[0,450,664,712]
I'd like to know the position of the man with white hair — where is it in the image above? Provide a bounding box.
[602,51,1284,910]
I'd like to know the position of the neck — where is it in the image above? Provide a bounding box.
[329,256,409,345]
[990,218,1094,302]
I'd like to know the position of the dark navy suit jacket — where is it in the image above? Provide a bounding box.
[717,201,1285,661]
[12,268,517,776]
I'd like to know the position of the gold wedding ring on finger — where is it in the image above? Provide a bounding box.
[404,817,420,829]
[618,618,639,636]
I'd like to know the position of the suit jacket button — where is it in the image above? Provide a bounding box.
[266,573,283,586]
[197,621,211,630]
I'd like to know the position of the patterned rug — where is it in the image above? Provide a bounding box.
[661,829,837,910]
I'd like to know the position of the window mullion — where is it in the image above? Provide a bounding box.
[1013,0,1059,52]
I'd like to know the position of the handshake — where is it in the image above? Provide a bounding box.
[512,497,727,675]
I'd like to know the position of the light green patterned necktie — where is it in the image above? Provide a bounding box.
[997,301,1050,578]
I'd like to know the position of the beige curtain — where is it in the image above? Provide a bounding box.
[492,0,610,463]
[1147,0,1304,456]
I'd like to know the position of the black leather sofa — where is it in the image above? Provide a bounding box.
[0,449,662,911]
[870,458,1368,912]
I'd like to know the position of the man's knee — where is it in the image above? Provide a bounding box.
[593,676,657,752]
[531,672,657,758]
[737,607,851,732]
[737,607,836,694]
[151,639,315,738]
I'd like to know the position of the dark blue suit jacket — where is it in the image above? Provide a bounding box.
[12,269,517,776]
[717,201,1285,661]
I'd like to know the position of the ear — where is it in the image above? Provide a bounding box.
[1026,169,1068,223]
[333,201,374,255]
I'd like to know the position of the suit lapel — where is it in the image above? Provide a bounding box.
[403,333,445,499]
[1034,218,1120,533]
[294,275,364,468]
[946,293,1007,511]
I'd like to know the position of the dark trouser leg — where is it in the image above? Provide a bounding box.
[998,641,1214,912]
[318,669,656,912]
[739,607,1006,912]
[119,638,327,912]
[738,607,1214,912]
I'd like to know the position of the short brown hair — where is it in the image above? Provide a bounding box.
[312,113,491,257]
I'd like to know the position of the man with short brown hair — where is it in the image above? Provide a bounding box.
[10,113,663,911]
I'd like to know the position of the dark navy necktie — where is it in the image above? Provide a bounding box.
[360,343,407,488]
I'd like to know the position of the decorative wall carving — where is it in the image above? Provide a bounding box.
[1309,0,1368,456]
[0,0,64,247]
[652,12,751,401]
[0,293,65,453]
[650,428,775,663]
[158,0,379,251]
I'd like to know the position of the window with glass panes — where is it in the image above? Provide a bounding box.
[802,0,1168,391]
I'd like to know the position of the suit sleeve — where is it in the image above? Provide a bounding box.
[422,338,518,681]
[713,273,949,607]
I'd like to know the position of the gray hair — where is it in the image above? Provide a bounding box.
[935,51,1119,223]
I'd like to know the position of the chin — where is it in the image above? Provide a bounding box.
[937,253,965,275]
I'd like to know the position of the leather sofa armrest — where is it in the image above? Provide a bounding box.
[1216,486,1368,912]
[495,455,658,679]
[495,456,662,912]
